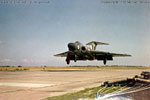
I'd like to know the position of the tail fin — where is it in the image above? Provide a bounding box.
[86,41,109,50]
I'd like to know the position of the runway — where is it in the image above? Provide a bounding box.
[0,69,149,100]
[0,82,55,87]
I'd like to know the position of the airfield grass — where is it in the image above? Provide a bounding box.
[43,85,128,100]
[0,66,150,71]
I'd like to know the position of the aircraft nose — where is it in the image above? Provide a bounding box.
[68,43,77,51]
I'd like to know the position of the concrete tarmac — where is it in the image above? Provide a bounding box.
[0,69,148,100]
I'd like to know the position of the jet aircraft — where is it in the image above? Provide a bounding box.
[54,41,131,65]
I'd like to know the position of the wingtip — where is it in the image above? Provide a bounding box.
[54,54,58,56]
[126,54,132,57]
[105,43,109,45]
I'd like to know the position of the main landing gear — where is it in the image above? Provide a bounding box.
[66,58,70,64]
[103,59,107,65]
[66,55,70,64]
[66,54,77,64]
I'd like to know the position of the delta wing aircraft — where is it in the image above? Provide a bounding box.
[54,41,131,65]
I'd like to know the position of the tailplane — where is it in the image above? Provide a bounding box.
[86,41,109,50]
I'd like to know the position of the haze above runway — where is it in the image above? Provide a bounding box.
[0,66,150,100]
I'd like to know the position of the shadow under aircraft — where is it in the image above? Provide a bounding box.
[54,41,131,65]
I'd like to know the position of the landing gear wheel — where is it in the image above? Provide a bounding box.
[66,58,70,64]
[74,55,77,62]
[66,54,70,64]
[74,57,77,62]
[103,59,107,65]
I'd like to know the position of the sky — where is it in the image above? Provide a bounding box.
[0,0,150,66]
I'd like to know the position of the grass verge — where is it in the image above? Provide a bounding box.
[43,85,128,100]
[0,66,150,71]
